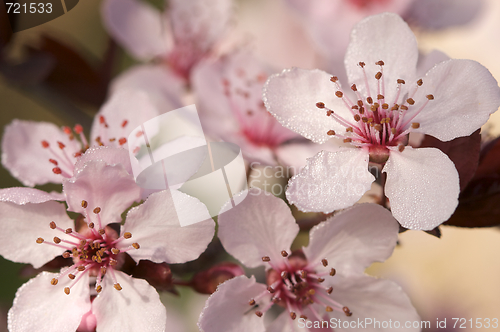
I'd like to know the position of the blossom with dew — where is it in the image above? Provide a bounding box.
[198,189,419,332]
[1,159,214,332]
[1,90,158,187]
[263,13,500,230]
[192,50,300,165]
[102,0,231,81]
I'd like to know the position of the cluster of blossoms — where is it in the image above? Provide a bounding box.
[1,0,499,331]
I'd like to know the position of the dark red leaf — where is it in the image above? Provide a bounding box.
[445,137,500,228]
[420,130,481,191]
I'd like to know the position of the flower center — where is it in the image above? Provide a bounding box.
[248,250,352,322]
[316,60,434,161]
[39,117,130,178]
[36,200,140,295]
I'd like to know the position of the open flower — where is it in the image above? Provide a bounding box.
[1,90,158,187]
[199,189,419,332]
[263,13,500,230]
[192,51,300,165]
[1,160,214,332]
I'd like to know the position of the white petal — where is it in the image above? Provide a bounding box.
[64,161,141,226]
[286,149,375,213]
[304,204,399,276]
[0,187,62,204]
[122,190,214,264]
[416,50,450,78]
[412,59,500,141]
[110,64,184,112]
[327,275,420,332]
[90,90,160,149]
[101,0,170,61]
[218,188,299,269]
[75,146,133,176]
[93,271,166,332]
[263,68,349,144]
[8,271,90,332]
[0,200,73,268]
[344,13,418,103]
[383,147,459,230]
[198,275,267,332]
[1,119,80,186]
[267,311,301,332]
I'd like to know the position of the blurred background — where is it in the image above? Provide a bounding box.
[1,0,500,331]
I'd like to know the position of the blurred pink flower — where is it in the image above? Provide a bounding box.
[192,51,300,165]
[1,91,158,187]
[199,189,419,332]
[263,13,500,230]
[102,0,231,81]
[1,160,214,332]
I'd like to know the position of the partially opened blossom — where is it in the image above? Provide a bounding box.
[1,159,214,332]
[263,13,500,230]
[199,189,419,332]
[1,90,158,187]
[192,51,299,165]
[102,0,231,82]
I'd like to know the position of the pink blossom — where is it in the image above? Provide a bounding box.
[192,51,300,165]
[1,90,158,187]
[102,0,231,81]
[199,189,419,332]
[263,13,500,230]
[0,160,214,332]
